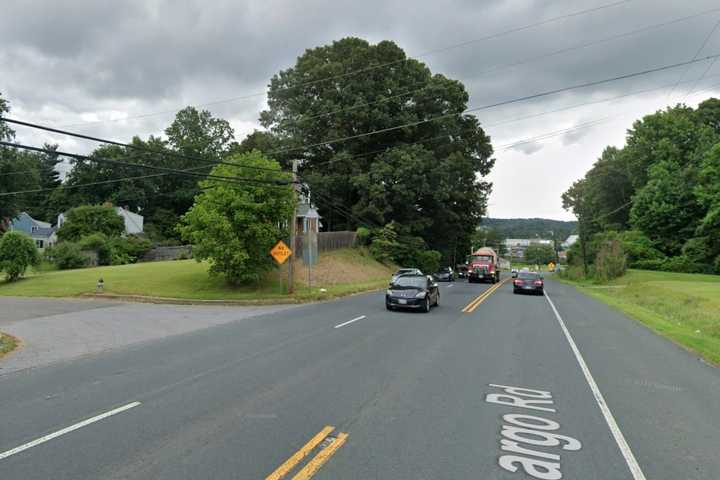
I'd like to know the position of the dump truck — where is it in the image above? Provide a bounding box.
[467,247,500,284]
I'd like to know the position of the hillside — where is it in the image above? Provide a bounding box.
[481,217,577,240]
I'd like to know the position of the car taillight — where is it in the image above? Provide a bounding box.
[534,280,543,286]
[514,279,523,286]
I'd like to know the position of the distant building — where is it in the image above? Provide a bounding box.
[9,212,57,249]
[57,206,144,235]
[503,238,553,259]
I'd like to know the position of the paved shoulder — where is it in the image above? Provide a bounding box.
[546,279,720,480]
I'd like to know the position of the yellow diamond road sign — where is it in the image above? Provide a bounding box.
[270,240,292,264]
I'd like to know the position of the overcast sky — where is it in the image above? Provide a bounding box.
[2,0,720,221]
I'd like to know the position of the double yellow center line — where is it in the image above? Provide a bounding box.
[462,277,510,313]
[266,425,348,480]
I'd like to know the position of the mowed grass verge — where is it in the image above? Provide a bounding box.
[562,269,720,365]
[0,332,19,358]
[0,248,395,302]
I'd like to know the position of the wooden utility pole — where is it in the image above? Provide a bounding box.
[288,159,299,294]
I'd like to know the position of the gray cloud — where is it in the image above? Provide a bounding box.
[2,0,720,219]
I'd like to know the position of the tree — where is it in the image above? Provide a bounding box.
[57,205,125,241]
[0,94,41,222]
[696,97,720,134]
[260,37,494,258]
[524,244,556,265]
[25,143,62,222]
[0,231,39,281]
[630,159,704,256]
[178,151,294,285]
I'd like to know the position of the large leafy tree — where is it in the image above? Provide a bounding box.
[260,38,494,257]
[0,94,41,223]
[178,151,294,285]
[0,231,40,281]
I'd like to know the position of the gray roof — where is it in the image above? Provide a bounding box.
[33,227,56,238]
[297,203,321,219]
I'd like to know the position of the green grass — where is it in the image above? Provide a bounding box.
[561,269,720,365]
[0,332,19,358]
[0,248,394,303]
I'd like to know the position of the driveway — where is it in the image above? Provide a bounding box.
[0,297,297,375]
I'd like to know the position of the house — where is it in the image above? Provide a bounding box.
[57,206,144,236]
[503,238,553,259]
[9,212,57,249]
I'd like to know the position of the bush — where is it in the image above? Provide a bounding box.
[356,227,371,246]
[681,237,713,265]
[47,242,87,270]
[0,231,40,281]
[79,233,112,265]
[108,235,152,263]
[57,205,125,241]
[594,238,627,282]
[632,256,712,274]
[715,255,720,274]
[414,250,442,274]
[620,230,665,264]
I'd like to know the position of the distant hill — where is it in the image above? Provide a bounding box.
[480,218,577,241]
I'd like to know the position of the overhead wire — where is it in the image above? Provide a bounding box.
[58,0,631,129]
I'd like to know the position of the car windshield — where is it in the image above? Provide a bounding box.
[396,269,415,275]
[438,267,451,273]
[518,272,540,280]
[392,276,427,288]
[471,255,493,262]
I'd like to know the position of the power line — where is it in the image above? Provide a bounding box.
[57,0,630,129]
[0,169,36,177]
[667,16,720,99]
[0,142,293,187]
[0,117,284,173]
[267,52,720,157]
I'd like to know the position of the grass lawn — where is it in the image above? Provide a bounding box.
[0,248,395,302]
[562,269,720,365]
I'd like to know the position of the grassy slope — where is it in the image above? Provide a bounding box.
[563,269,720,365]
[0,248,395,302]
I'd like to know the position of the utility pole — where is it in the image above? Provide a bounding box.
[288,159,299,294]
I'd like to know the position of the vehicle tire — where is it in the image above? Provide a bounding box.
[423,297,431,313]
[434,293,439,307]
[386,303,392,310]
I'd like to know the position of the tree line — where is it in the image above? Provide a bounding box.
[562,98,720,276]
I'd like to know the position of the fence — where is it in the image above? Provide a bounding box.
[294,231,356,253]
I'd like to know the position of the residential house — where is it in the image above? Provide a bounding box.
[57,206,144,236]
[295,192,321,234]
[561,234,579,250]
[9,212,57,249]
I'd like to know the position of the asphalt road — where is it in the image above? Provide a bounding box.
[1,277,719,479]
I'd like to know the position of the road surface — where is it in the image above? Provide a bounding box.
[2,278,719,479]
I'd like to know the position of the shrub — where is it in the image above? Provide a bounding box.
[47,242,87,270]
[414,250,442,274]
[620,230,665,264]
[79,233,112,265]
[681,237,713,265]
[57,205,125,241]
[0,231,40,281]
[108,235,152,263]
[715,255,720,274]
[594,238,627,282]
[355,227,371,246]
[632,256,712,274]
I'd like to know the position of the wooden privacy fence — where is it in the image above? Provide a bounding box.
[295,231,357,253]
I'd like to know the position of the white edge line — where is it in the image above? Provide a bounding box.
[0,401,141,461]
[544,291,646,480]
[334,315,367,329]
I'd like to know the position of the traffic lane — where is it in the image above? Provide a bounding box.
[317,280,635,479]
[0,292,388,458]
[1,285,483,479]
[545,279,720,480]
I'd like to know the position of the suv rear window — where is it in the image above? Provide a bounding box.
[518,272,540,280]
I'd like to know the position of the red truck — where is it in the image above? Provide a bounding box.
[467,247,501,284]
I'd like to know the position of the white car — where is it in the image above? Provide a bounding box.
[391,268,423,284]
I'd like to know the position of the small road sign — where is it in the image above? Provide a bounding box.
[270,240,292,265]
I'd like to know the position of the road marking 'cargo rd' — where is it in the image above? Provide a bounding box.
[265,425,348,480]
[334,315,366,329]
[544,291,647,480]
[462,278,510,313]
[0,401,141,461]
